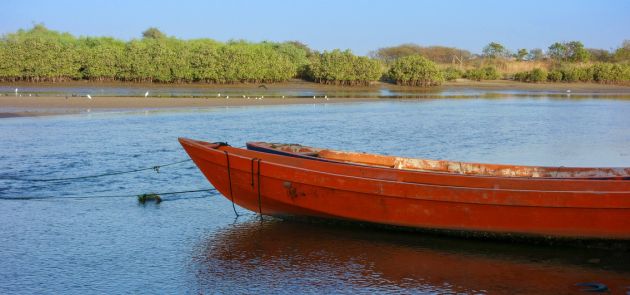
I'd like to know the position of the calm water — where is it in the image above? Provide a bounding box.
[1,96,630,294]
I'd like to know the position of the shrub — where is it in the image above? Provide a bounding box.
[464,66,499,81]
[388,55,444,86]
[560,65,591,82]
[528,68,547,82]
[307,49,382,86]
[443,67,463,81]
[513,71,529,82]
[483,66,500,80]
[591,63,630,84]
[464,68,486,81]
[547,70,563,82]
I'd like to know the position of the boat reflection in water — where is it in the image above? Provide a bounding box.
[191,218,630,294]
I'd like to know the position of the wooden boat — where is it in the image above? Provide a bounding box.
[179,138,630,240]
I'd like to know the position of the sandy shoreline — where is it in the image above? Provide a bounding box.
[1,80,629,118]
[0,96,382,118]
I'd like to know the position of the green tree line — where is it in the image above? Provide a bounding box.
[1,25,629,87]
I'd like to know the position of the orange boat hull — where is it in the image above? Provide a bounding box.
[179,138,630,240]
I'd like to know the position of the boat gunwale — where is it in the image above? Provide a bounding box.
[247,141,630,179]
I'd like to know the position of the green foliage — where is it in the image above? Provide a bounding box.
[588,48,613,62]
[482,42,509,59]
[464,66,500,81]
[547,70,563,82]
[387,55,443,86]
[443,67,463,81]
[536,63,630,84]
[515,68,547,83]
[515,71,530,82]
[307,49,382,86]
[0,25,309,84]
[138,193,161,204]
[370,44,472,64]
[548,42,567,61]
[529,68,547,82]
[548,41,590,62]
[142,27,166,39]
[614,40,630,62]
[483,66,500,80]
[515,49,528,61]
[527,48,545,60]
[591,63,630,84]
[0,25,82,82]
[463,69,485,81]
[559,65,591,82]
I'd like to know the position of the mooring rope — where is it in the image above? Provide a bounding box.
[0,188,216,201]
[256,158,263,220]
[224,150,239,217]
[0,159,192,182]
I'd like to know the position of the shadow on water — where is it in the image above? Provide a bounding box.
[191,218,630,294]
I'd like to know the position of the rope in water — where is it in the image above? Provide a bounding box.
[0,159,192,182]
[0,188,216,201]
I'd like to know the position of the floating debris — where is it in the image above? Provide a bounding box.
[138,193,162,204]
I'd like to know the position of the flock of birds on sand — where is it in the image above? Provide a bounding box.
[7,87,575,100]
[9,86,333,101]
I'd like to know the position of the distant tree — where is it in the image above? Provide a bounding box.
[142,27,166,39]
[548,41,590,62]
[370,44,471,64]
[370,44,423,63]
[482,42,508,59]
[587,48,613,62]
[614,40,630,62]
[565,41,590,62]
[548,42,567,61]
[527,48,545,60]
[515,48,528,61]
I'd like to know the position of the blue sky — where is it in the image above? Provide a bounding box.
[2,0,628,55]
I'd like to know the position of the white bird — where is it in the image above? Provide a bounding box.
[247,96,250,100]
[217,93,221,97]
[566,89,571,93]
[313,96,316,99]
[87,94,92,100]
[226,96,229,99]
[324,95,328,99]
[242,95,246,98]
[14,88,18,94]
[282,95,285,99]
[261,96,264,99]
[145,91,149,98]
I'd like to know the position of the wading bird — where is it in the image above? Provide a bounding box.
[145,91,149,98]
[87,94,92,100]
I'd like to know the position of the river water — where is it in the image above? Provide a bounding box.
[1,95,629,294]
